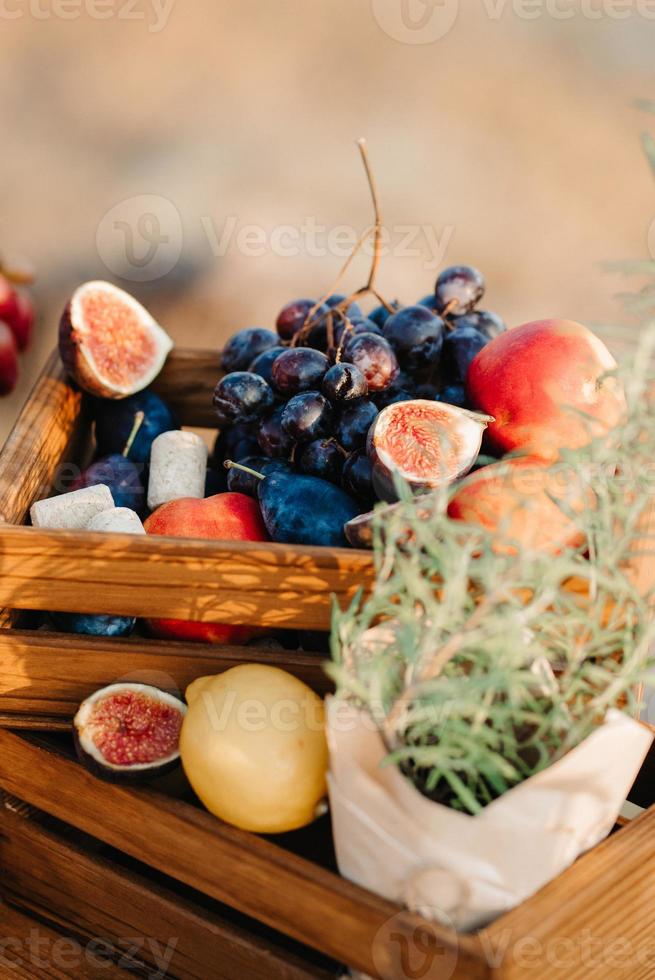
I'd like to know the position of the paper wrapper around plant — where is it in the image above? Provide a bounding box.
[327,697,653,933]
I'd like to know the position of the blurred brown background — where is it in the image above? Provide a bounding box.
[1,0,654,441]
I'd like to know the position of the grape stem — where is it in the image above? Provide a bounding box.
[223,459,265,481]
[122,411,146,458]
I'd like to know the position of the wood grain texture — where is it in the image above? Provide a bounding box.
[152,347,222,428]
[0,902,137,978]
[484,804,655,979]
[0,524,375,630]
[0,730,486,979]
[0,801,336,980]
[0,350,85,526]
[0,629,330,723]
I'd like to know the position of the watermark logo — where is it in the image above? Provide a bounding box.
[371,0,459,44]
[0,0,176,32]
[372,910,458,979]
[96,194,183,283]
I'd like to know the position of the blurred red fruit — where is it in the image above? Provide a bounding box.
[0,321,19,395]
[10,291,34,351]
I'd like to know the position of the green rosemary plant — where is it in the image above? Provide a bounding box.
[329,330,655,815]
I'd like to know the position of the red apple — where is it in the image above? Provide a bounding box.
[466,319,625,458]
[448,455,588,555]
[144,492,268,644]
[0,321,19,396]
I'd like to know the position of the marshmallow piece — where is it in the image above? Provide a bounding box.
[86,508,146,535]
[30,485,115,530]
[147,430,208,511]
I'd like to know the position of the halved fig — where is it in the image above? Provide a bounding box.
[59,281,173,399]
[367,399,493,502]
[73,682,186,782]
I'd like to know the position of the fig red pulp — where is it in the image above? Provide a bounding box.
[81,289,157,390]
[88,690,182,767]
[379,403,465,479]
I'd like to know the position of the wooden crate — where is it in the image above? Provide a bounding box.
[2,348,655,979]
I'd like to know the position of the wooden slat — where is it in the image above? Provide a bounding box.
[485,805,655,979]
[0,730,487,979]
[152,347,222,428]
[0,630,330,723]
[0,801,335,980]
[0,525,374,630]
[0,902,137,978]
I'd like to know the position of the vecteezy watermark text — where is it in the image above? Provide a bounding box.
[0,0,175,32]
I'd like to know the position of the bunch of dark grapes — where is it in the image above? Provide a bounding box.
[211,265,506,514]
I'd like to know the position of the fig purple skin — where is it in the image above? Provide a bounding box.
[73,683,186,784]
[59,280,173,399]
[366,399,491,503]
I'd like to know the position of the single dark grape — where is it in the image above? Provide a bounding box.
[437,383,468,408]
[297,438,344,484]
[257,406,295,457]
[306,314,342,352]
[443,325,488,383]
[434,265,485,316]
[337,399,379,452]
[453,310,506,340]
[325,294,363,319]
[342,451,375,504]
[248,345,286,384]
[383,305,445,373]
[350,317,382,335]
[322,362,368,403]
[417,294,436,310]
[368,300,400,328]
[213,372,274,426]
[271,347,330,395]
[226,455,289,496]
[281,392,334,442]
[343,333,399,392]
[221,328,278,373]
[276,299,328,341]
[211,423,259,467]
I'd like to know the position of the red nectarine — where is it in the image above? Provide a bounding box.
[466,319,625,458]
[448,456,588,555]
[144,493,268,644]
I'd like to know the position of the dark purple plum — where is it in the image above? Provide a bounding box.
[337,399,379,452]
[257,406,295,458]
[221,328,278,373]
[343,333,399,392]
[72,454,145,512]
[205,466,227,496]
[276,299,328,341]
[297,438,344,484]
[434,265,485,316]
[342,451,375,504]
[213,372,274,427]
[248,345,286,384]
[322,362,368,403]
[271,348,330,396]
[453,310,506,340]
[281,392,334,442]
[383,305,445,373]
[257,470,360,547]
[93,389,179,466]
[443,325,488,384]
